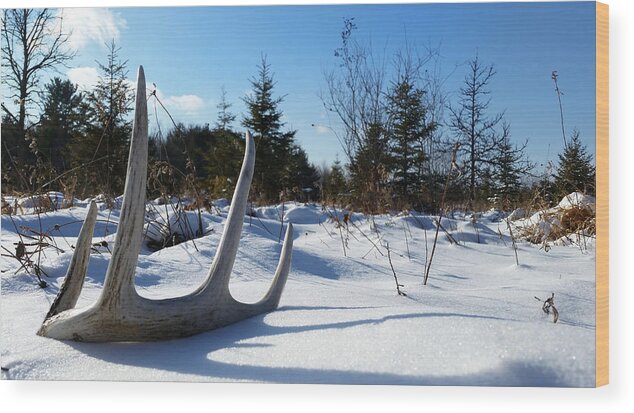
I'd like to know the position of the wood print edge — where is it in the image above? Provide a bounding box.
[595,0,609,388]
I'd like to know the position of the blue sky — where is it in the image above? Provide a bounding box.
[13,2,598,170]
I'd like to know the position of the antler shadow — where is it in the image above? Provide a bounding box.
[37,66,293,342]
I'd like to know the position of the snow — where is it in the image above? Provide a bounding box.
[143,205,213,245]
[1,202,596,386]
[558,192,596,209]
[508,208,526,221]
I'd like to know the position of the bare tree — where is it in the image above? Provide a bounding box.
[321,18,387,166]
[419,52,453,184]
[320,18,391,212]
[1,8,75,135]
[448,55,505,209]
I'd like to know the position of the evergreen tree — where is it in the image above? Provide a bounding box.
[554,129,595,196]
[0,113,34,192]
[69,41,133,197]
[493,124,534,206]
[348,122,392,212]
[242,56,296,202]
[386,79,436,208]
[495,142,522,203]
[215,86,236,131]
[478,166,496,204]
[36,77,88,181]
[205,128,244,198]
[148,119,245,200]
[285,145,320,200]
[205,125,244,198]
[323,159,348,203]
[177,124,213,182]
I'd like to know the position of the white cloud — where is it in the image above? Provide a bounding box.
[150,84,205,114]
[163,95,205,114]
[66,68,205,116]
[56,8,126,50]
[315,125,332,135]
[67,66,100,90]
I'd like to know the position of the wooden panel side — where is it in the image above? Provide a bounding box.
[595,1,609,388]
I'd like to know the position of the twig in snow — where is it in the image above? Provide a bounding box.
[385,241,406,296]
[424,228,429,269]
[402,222,411,261]
[424,142,460,286]
[4,215,51,287]
[323,204,348,256]
[318,217,336,239]
[506,218,519,266]
[434,219,458,245]
[253,211,275,237]
[535,293,559,323]
[348,218,384,257]
[337,223,347,257]
[361,244,376,259]
[471,215,481,244]
[497,225,508,247]
[318,238,331,249]
[404,217,413,238]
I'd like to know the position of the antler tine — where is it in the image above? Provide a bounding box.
[198,130,255,295]
[44,201,98,319]
[97,65,148,309]
[257,222,294,309]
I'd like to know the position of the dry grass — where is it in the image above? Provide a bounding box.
[556,205,595,238]
[516,203,595,246]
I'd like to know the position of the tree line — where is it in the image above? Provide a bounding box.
[1,10,595,212]
[321,17,595,213]
[1,9,318,204]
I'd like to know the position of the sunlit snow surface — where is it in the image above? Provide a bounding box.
[1,202,595,386]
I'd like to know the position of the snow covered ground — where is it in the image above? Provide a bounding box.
[1,201,595,386]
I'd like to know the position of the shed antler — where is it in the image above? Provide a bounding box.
[37,66,293,342]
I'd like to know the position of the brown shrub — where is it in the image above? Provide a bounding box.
[558,205,595,237]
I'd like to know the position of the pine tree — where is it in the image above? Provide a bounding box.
[493,124,533,206]
[495,141,522,203]
[205,125,244,197]
[209,89,243,183]
[323,159,348,203]
[215,86,236,131]
[205,129,244,198]
[69,41,133,197]
[386,79,435,208]
[285,146,319,200]
[554,129,595,196]
[0,113,34,192]
[242,57,296,202]
[349,122,392,212]
[36,77,88,181]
